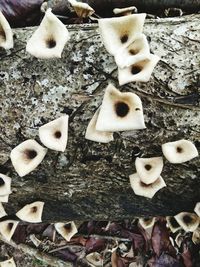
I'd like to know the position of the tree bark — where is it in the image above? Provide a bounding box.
[0,14,199,222]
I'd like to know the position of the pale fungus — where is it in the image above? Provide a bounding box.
[0,258,16,267]
[194,202,200,217]
[0,202,7,218]
[113,6,137,16]
[139,217,156,229]
[0,11,13,49]
[55,221,78,242]
[0,195,9,203]
[166,216,181,233]
[0,174,12,196]
[0,220,19,241]
[174,212,199,232]
[68,0,95,18]
[86,252,103,267]
[16,201,44,223]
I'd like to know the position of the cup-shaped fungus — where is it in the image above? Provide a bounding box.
[135,157,163,185]
[26,8,70,59]
[98,13,146,56]
[55,221,78,242]
[113,6,137,16]
[0,220,19,241]
[129,173,166,198]
[0,173,12,196]
[96,84,145,132]
[166,216,181,233]
[0,11,13,49]
[68,0,95,18]
[194,202,200,217]
[0,258,16,267]
[0,202,7,218]
[139,217,155,229]
[174,212,199,232]
[85,108,114,143]
[192,227,200,245]
[0,195,9,203]
[39,115,69,152]
[162,139,198,163]
[86,252,103,267]
[10,139,47,177]
[115,33,150,68]
[16,201,44,223]
[118,54,160,85]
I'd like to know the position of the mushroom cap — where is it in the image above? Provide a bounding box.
[85,108,114,143]
[194,202,200,217]
[16,201,44,223]
[0,220,19,241]
[0,202,7,218]
[86,252,103,267]
[0,11,13,49]
[115,33,150,68]
[139,217,155,229]
[0,173,12,196]
[174,212,199,232]
[118,54,160,85]
[68,0,95,18]
[135,157,163,185]
[39,115,69,152]
[0,258,16,267]
[55,221,78,242]
[96,84,145,132]
[129,173,166,198]
[192,227,200,245]
[26,8,70,59]
[0,195,9,203]
[166,216,181,233]
[113,6,137,15]
[162,139,198,163]
[10,139,47,177]
[98,13,146,56]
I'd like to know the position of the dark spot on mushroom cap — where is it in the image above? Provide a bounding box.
[120,34,128,43]
[115,101,129,117]
[7,223,13,231]
[46,38,56,48]
[64,223,72,233]
[135,108,140,111]
[54,131,62,139]
[183,215,192,224]
[169,217,180,229]
[177,146,183,153]
[25,149,37,160]
[31,206,38,213]
[145,164,152,171]
[0,29,6,41]
[129,49,138,55]
[140,181,150,188]
[0,177,5,187]
[131,65,142,75]
[143,217,151,222]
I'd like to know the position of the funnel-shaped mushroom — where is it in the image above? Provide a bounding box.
[0,203,7,218]
[0,258,16,267]
[26,9,70,59]
[162,139,198,163]
[166,216,181,233]
[0,174,11,196]
[194,203,200,217]
[129,173,166,198]
[192,227,200,245]
[115,33,150,68]
[86,252,103,267]
[55,221,78,242]
[85,108,114,143]
[98,13,146,56]
[10,139,47,177]
[96,84,145,132]
[113,6,137,16]
[39,115,69,152]
[68,0,95,18]
[0,11,13,49]
[118,54,160,85]
[0,220,19,241]
[0,195,9,203]
[139,217,155,229]
[175,212,199,232]
[16,201,44,223]
[135,157,163,185]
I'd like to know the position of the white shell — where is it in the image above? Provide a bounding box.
[98,13,146,56]
[86,252,103,267]
[0,258,16,267]
[39,115,69,152]
[194,202,200,217]
[96,84,145,132]
[55,221,78,242]
[0,11,13,49]
[175,212,199,232]
[115,33,150,68]
[166,216,181,233]
[0,220,19,241]
[0,174,12,196]
[129,173,166,198]
[10,139,47,177]
[135,157,163,185]
[0,202,7,218]
[68,0,95,18]
[162,139,198,163]
[139,217,155,229]
[26,9,70,59]
[118,54,160,85]
[85,108,114,143]
[113,6,137,15]
[0,195,9,203]
[16,201,44,223]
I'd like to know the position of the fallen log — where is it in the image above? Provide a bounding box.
[0,14,199,222]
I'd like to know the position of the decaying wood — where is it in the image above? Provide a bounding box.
[0,14,199,222]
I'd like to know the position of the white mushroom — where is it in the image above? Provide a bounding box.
[16,201,44,223]
[55,221,78,241]
[39,115,69,152]
[96,84,145,132]
[192,227,200,245]
[26,8,70,59]
[135,157,163,185]
[0,202,7,218]
[162,139,198,163]
[175,232,184,247]
[194,202,200,217]
[10,139,47,177]
[129,173,166,198]
[0,11,13,49]
[166,216,181,233]
[139,217,155,229]
[113,6,137,16]
[174,212,199,232]
[0,195,9,203]
[98,13,146,56]
[86,252,103,267]
[118,54,160,85]
[0,220,19,241]
[0,258,16,267]
[0,174,12,196]
[85,108,114,143]
[68,0,95,18]
[115,33,150,68]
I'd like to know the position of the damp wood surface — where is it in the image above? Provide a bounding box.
[0,14,199,222]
